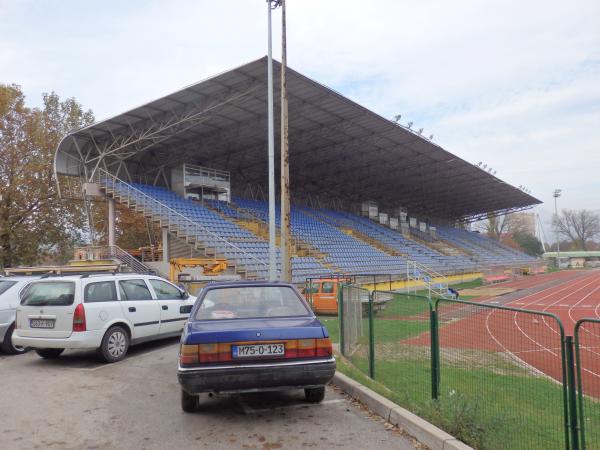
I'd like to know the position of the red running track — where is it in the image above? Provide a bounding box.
[407,270,600,397]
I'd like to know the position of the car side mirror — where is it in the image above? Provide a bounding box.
[180,305,193,314]
[180,290,189,300]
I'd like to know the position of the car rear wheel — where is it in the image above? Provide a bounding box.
[181,389,199,413]
[98,326,129,363]
[1,324,27,355]
[305,386,326,403]
[35,348,64,359]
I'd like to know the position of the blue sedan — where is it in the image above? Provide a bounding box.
[177,281,336,412]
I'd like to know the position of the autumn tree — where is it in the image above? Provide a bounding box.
[0,84,94,267]
[553,209,600,251]
[512,232,544,257]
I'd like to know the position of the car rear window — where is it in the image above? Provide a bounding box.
[0,280,17,296]
[195,285,310,320]
[84,281,118,303]
[21,282,76,306]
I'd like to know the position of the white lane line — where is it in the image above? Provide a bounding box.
[241,399,344,414]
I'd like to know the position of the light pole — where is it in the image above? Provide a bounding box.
[280,0,292,282]
[266,0,281,280]
[553,189,562,269]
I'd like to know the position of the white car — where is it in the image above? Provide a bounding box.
[12,274,197,363]
[0,276,38,354]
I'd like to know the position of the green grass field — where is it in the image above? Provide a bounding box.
[319,316,429,344]
[326,284,600,450]
[337,355,584,450]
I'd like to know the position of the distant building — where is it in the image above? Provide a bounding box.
[510,212,536,235]
[543,251,600,268]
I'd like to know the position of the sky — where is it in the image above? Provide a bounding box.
[1,0,599,229]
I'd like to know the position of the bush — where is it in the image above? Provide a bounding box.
[422,391,514,450]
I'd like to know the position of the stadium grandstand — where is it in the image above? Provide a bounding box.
[54,56,541,284]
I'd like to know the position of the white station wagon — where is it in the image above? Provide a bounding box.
[12,274,196,363]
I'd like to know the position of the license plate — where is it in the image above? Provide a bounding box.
[30,319,55,329]
[232,343,285,358]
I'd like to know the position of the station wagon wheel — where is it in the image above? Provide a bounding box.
[181,389,199,413]
[1,324,27,355]
[98,326,129,363]
[304,386,326,403]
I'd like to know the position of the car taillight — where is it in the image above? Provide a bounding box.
[180,338,333,367]
[316,337,333,357]
[297,339,317,358]
[199,343,233,363]
[14,309,19,329]
[73,304,86,332]
[180,344,199,365]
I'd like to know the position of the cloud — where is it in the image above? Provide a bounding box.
[1,0,598,211]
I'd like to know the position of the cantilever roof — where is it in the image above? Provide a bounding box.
[55,56,541,221]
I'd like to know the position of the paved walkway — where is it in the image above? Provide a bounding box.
[0,339,421,449]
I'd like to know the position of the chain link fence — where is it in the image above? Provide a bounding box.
[339,285,372,374]
[337,284,600,450]
[434,297,569,450]
[575,319,600,450]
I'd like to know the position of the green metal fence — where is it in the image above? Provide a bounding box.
[339,285,372,376]
[575,318,600,450]
[336,285,600,450]
[434,297,570,450]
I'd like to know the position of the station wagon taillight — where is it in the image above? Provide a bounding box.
[73,304,86,332]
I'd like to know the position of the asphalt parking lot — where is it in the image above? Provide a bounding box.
[0,340,421,450]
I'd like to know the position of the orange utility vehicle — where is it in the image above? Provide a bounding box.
[303,278,350,315]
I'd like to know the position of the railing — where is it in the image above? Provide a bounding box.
[74,245,156,274]
[94,169,270,277]
[108,245,156,274]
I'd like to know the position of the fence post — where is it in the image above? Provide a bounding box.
[368,291,375,379]
[338,283,345,356]
[574,322,587,450]
[430,305,440,400]
[565,336,580,450]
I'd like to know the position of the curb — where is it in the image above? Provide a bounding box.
[332,372,473,450]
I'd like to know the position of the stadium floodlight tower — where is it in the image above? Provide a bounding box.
[553,189,562,268]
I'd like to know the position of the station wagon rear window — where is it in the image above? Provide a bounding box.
[21,281,75,306]
[196,286,310,320]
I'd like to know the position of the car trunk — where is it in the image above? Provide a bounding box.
[17,303,75,338]
[185,317,326,344]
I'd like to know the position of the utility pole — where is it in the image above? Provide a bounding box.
[553,189,562,269]
[280,0,292,282]
[266,0,279,280]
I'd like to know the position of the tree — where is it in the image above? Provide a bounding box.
[553,209,600,251]
[475,213,512,241]
[512,232,544,257]
[0,84,94,267]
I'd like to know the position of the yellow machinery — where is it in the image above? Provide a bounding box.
[169,258,228,282]
[169,258,229,295]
